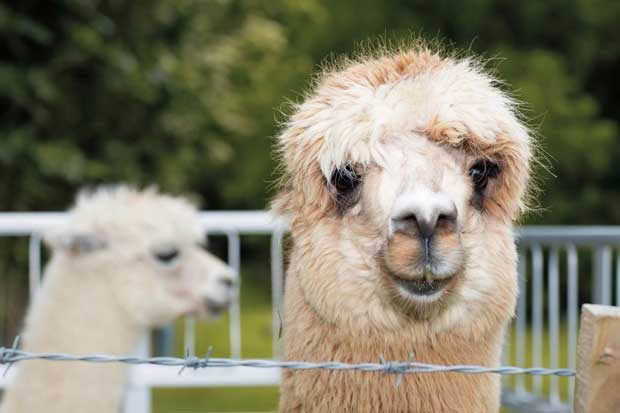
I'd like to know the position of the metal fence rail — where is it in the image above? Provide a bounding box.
[0,212,619,412]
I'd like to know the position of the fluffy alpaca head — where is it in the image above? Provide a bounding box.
[44,185,237,327]
[274,46,534,333]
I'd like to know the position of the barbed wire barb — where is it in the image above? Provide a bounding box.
[1,336,20,378]
[178,346,213,376]
[395,351,415,387]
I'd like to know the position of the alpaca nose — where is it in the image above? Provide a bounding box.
[391,193,457,240]
[218,274,236,290]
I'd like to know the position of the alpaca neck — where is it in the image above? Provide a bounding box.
[280,269,505,412]
[1,258,146,413]
[23,258,144,354]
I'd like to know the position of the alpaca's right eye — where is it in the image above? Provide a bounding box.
[469,160,499,193]
[330,165,361,194]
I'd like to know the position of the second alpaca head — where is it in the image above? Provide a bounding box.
[0,186,238,413]
[44,185,237,326]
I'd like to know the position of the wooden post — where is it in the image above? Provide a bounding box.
[574,304,620,413]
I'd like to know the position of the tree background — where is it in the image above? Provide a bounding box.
[2,0,618,220]
[1,0,619,409]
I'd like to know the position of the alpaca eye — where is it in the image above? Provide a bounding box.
[154,249,180,263]
[469,160,499,193]
[330,165,361,194]
[329,164,362,212]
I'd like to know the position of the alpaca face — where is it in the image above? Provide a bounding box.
[276,50,533,333]
[286,135,519,332]
[112,234,237,327]
[46,186,237,328]
[329,135,504,321]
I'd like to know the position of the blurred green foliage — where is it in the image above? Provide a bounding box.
[0,0,618,222]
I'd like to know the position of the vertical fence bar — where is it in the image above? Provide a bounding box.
[616,251,620,306]
[515,248,527,395]
[28,234,42,299]
[184,317,196,356]
[531,244,544,394]
[271,229,285,359]
[593,247,601,304]
[567,244,578,403]
[124,337,151,413]
[593,246,612,305]
[601,245,612,305]
[548,246,560,404]
[227,232,241,359]
[155,326,173,356]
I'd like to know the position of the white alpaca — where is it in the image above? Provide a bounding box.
[0,185,236,413]
[274,47,534,412]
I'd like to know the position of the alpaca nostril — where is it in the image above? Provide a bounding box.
[391,213,418,236]
[437,212,456,225]
[437,205,458,227]
[218,277,235,289]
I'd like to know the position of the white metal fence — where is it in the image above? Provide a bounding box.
[0,212,619,412]
[503,228,620,412]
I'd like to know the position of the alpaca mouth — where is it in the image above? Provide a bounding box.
[393,276,451,297]
[200,298,231,318]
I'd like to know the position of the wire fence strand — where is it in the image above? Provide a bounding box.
[0,345,575,378]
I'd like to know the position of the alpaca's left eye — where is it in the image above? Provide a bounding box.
[330,164,362,212]
[469,160,500,193]
[154,248,180,263]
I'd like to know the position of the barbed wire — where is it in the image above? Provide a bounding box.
[0,341,575,378]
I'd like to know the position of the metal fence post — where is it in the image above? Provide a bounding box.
[574,304,620,413]
[593,246,612,305]
[28,234,42,299]
[124,337,152,413]
[227,232,242,359]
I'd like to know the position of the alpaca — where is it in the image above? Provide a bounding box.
[0,185,237,413]
[273,45,534,412]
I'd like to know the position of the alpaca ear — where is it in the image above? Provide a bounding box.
[44,231,107,255]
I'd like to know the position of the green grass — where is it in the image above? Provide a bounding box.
[153,387,279,413]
